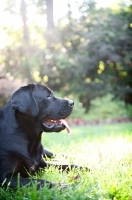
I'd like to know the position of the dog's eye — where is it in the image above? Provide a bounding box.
[47,94,52,99]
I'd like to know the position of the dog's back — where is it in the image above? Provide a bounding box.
[0,102,29,183]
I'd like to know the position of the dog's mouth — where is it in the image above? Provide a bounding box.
[42,119,70,133]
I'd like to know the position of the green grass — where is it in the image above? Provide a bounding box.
[1,123,132,200]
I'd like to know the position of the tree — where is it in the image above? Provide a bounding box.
[20,0,29,43]
[56,1,132,112]
[46,0,54,31]
[1,0,132,113]
[101,3,132,105]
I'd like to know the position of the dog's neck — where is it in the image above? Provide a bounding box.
[16,111,43,154]
[16,111,35,130]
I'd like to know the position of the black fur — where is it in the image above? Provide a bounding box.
[0,83,74,189]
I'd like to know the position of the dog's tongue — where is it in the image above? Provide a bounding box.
[60,119,70,134]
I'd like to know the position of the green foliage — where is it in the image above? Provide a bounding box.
[70,93,132,121]
[0,0,132,113]
[58,2,132,111]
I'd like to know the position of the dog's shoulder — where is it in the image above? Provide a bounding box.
[0,105,8,131]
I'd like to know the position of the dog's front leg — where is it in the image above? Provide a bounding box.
[46,163,90,172]
[43,149,54,159]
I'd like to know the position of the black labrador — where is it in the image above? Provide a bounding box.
[0,83,87,189]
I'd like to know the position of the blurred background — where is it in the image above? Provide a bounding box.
[0,0,132,124]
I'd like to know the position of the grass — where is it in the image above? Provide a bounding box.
[1,123,132,200]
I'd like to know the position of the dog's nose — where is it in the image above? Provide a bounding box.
[68,100,74,107]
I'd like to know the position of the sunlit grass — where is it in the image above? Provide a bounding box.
[1,123,132,199]
[43,123,132,167]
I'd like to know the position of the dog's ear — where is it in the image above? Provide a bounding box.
[11,84,39,117]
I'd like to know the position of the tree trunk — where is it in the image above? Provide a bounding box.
[46,0,54,49]
[20,0,29,43]
[46,0,54,31]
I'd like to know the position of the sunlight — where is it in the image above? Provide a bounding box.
[0,0,122,29]
[0,0,130,48]
[53,0,121,21]
[95,0,120,8]
[73,137,132,167]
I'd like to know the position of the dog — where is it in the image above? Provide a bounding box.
[0,83,88,190]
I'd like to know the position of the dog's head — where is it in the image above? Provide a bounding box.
[11,84,74,133]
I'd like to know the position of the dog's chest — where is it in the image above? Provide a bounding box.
[28,141,43,163]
